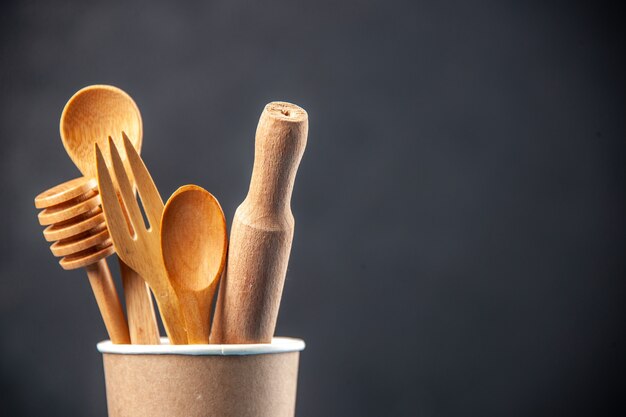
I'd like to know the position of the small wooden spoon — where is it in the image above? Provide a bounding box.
[161,185,228,344]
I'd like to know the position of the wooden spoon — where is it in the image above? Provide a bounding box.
[60,85,142,179]
[60,85,159,344]
[161,185,227,344]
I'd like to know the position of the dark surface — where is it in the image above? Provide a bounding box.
[1,1,624,416]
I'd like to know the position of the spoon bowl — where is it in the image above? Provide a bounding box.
[161,185,228,344]
[60,85,142,178]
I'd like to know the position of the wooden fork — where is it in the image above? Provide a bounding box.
[96,135,188,344]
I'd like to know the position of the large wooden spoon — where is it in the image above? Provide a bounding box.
[161,185,228,344]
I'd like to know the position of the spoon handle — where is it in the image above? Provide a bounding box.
[119,260,160,344]
[85,259,131,344]
[211,102,308,344]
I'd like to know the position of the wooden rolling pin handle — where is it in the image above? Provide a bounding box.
[246,102,309,213]
[212,102,308,344]
[85,259,131,344]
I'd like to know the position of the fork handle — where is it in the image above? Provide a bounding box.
[85,259,131,344]
[119,260,160,344]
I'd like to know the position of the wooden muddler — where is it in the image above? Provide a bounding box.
[211,102,308,344]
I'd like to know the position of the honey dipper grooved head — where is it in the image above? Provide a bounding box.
[35,177,97,208]
[34,177,115,270]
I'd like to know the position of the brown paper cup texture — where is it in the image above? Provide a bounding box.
[97,337,305,417]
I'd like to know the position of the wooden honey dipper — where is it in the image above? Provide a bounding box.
[35,177,131,344]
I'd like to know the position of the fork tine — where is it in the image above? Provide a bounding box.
[108,136,146,231]
[122,132,164,229]
[96,144,133,253]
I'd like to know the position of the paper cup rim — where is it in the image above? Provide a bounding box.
[97,337,305,356]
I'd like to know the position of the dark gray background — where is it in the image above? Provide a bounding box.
[1,0,624,416]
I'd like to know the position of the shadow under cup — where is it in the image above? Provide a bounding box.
[97,337,305,417]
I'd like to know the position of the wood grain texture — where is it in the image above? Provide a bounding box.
[49,223,110,256]
[86,260,131,344]
[43,207,104,241]
[211,102,308,344]
[161,185,227,344]
[60,244,116,270]
[35,177,97,208]
[60,85,142,179]
[34,178,130,344]
[119,260,160,344]
[37,190,100,225]
[96,136,188,344]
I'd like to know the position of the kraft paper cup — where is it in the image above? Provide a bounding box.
[97,337,305,417]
